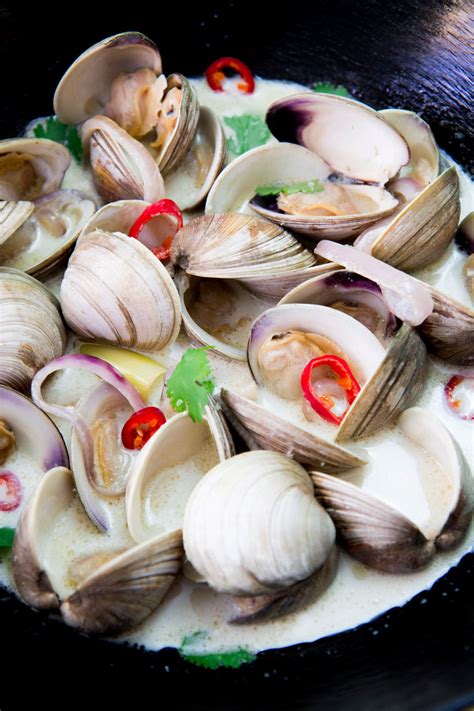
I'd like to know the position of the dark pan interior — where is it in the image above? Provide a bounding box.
[0,2,473,709]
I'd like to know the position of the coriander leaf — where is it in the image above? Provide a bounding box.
[0,527,15,548]
[312,82,351,97]
[181,649,256,669]
[33,116,83,163]
[179,631,256,669]
[255,178,324,196]
[166,348,215,423]
[224,114,271,156]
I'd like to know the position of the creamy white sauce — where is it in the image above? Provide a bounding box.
[1,76,473,660]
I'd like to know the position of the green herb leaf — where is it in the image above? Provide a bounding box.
[312,82,351,97]
[224,114,271,155]
[0,527,15,548]
[255,178,324,196]
[166,348,215,423]
[33,116,83,163]
[179,631,256,669]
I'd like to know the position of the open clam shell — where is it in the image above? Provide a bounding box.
[311,407,474,573]
[13,466,183,635]
[365,167,460,271]
[0,190,96,278]
[205,142,398,240]
[220,388,365,473]
[279,269,397,343]
[0,138,70,202]
[54,32,162,125]
[81,116,165,203]
[150,73,200,176]
[266,93,409,184]
[419,285,474,364]
[183,450,337,623]
[126,405,234,543]
[165,107,226,210]
[61,229,181,351]
[0,268,66,391]
[379,109,439,187]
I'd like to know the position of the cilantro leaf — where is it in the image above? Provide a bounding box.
[33,116,83,163]
[166,347,215,423]
[255,178,324,196]
[178,631,256,669]
[312,82,351,97]
[224,114,271,155]
[0,527,15,548]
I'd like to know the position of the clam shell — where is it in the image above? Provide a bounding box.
[0,200,34,245]
[312,407,474,573]
[81,116,165,203]
[220,388,365,473]
[165,106,226,210]
[61,229,181,351]
[61,529,183,635]
[379,109,439,187]
[153,74,200,176]
[0,268,66,391]
[54,32,162,125]
[0,138,70,201]
[369,168,460,271]
[183,450,336,623]
[418,286,474,364]
[126,405,234,543]
[266,93,409,184]
[336,323,427,441]
[12,466,74,610]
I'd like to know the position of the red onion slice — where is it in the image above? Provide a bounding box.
[314,241,433,326]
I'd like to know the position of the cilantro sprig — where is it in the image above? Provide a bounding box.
[33,116,83,163]
[312,82,351,97]
[0,527,15,549]
[179,631,256,669]
[255,178,324,197]
[166,347,215,423]
[224,114,271,156]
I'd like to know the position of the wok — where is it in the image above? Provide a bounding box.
[0,1,472,709]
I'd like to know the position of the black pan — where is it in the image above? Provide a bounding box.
[0,2,472,709]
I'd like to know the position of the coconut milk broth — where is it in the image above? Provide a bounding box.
[0,77,473,657]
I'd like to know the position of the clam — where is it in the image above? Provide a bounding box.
[0,200,34,246]
[379,109,439,187]
[12,466,183,634]
[0,268,66,391]
[183,450,337,623]
[165,107,226,210]
[147,73,200,176]
[0,190,96,278]
[61,229,181,350]
[265,93,409,184]
[206,142,399,241]
[54,32,163,125]
[312,407,474,573]
[279,269,397,343]
[170,212,336,300]
[81,116,165,203]
[247,303,426,440]
[419,286,474,364]
[0,137,70,201]
[355,168,460,272]
[455,212,474,300]
[126,405,234,543]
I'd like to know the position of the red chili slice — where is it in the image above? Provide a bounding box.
[128,199,183,261]
[300,355,361,426]
[205,57,255,94]
[121,407,167,450]
[0,471,23,512]
[444,374,474,421]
